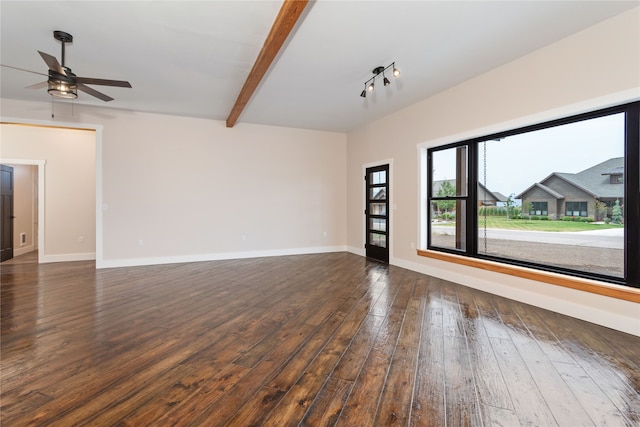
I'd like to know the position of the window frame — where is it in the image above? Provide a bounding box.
[565,201,588,218]
[423,101,639,288]
[530,202,548,216]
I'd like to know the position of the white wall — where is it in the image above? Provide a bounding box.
[0,101,347,268]
[1,125,96,261]
[346,8,640,335]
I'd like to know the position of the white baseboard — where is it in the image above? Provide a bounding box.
[97,245,348,269]
[346,246,365,257]
[14,245,35,257]
[42,252,96,263]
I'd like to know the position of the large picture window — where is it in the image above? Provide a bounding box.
[424,101,639,287]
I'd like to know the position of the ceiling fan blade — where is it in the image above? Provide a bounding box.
[1,64,48,77]
[38,51,65,75]
[25,81,49,89]
[77,83,114,102]
[77,77,131,88]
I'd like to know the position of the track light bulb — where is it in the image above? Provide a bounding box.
[392,65,400,78]
[360,89,366,98]
[383,75,390,86]
[367,81,375,92]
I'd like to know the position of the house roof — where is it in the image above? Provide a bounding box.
[491,192,509,203]
[516,182,565,200]
[432,180,505,202]
[557,157,624,199]
[517,157,624,200]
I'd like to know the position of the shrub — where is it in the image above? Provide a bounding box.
[539,216,549,221]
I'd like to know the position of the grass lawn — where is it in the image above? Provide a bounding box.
[439,216,624,232]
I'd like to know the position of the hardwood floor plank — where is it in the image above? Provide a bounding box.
[300,377,353,427]
[456,286,514,415]
[410,277,447,426]
[489,337,558,426]
[261,273,386,425]
[496,299,598,426]
[2,252,639,426]
[336,272,415,426]
[374,295,423,426]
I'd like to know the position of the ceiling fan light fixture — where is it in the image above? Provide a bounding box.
[47,79,78,99]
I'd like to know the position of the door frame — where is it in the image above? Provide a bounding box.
[0,159,46,263]
[1,164,14,262]
[362,159,393,262]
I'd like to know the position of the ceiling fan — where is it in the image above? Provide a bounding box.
[4,30,131,102]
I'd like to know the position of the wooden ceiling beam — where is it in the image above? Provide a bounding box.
[226,0,309,128]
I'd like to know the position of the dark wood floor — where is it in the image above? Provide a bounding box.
[1,251,639,426]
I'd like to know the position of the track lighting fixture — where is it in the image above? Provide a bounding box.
[359,62,400,97]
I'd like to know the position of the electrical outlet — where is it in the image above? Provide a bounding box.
[78,236,84,243]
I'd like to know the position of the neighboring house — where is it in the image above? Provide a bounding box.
[431,180,506,212]
[516,157,623,220]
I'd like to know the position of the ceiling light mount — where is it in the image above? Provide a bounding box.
[53,30,73,68]
[360,62,400,98]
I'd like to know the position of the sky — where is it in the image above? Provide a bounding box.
[432,112,625,199]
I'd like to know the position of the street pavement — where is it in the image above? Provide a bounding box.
[431,225,624,249]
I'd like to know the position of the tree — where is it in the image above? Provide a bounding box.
[522,201,532,222]
[594,200,608,222]
[435,180,456,214]
[504,194,516,220]
[611,199,623,225]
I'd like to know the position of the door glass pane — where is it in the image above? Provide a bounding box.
[370,187,386,200]
[370,218,386,232]
[372,170,386,185]
[370,232,387,248]
[370,203,386,216]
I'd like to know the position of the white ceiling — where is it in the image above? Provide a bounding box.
[1,1,637,133]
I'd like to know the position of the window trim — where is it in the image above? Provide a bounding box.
[420,100,639,288]
[417,248,640,303]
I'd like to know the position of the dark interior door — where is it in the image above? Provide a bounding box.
[365,164,389,263]
[1,164,15,262]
